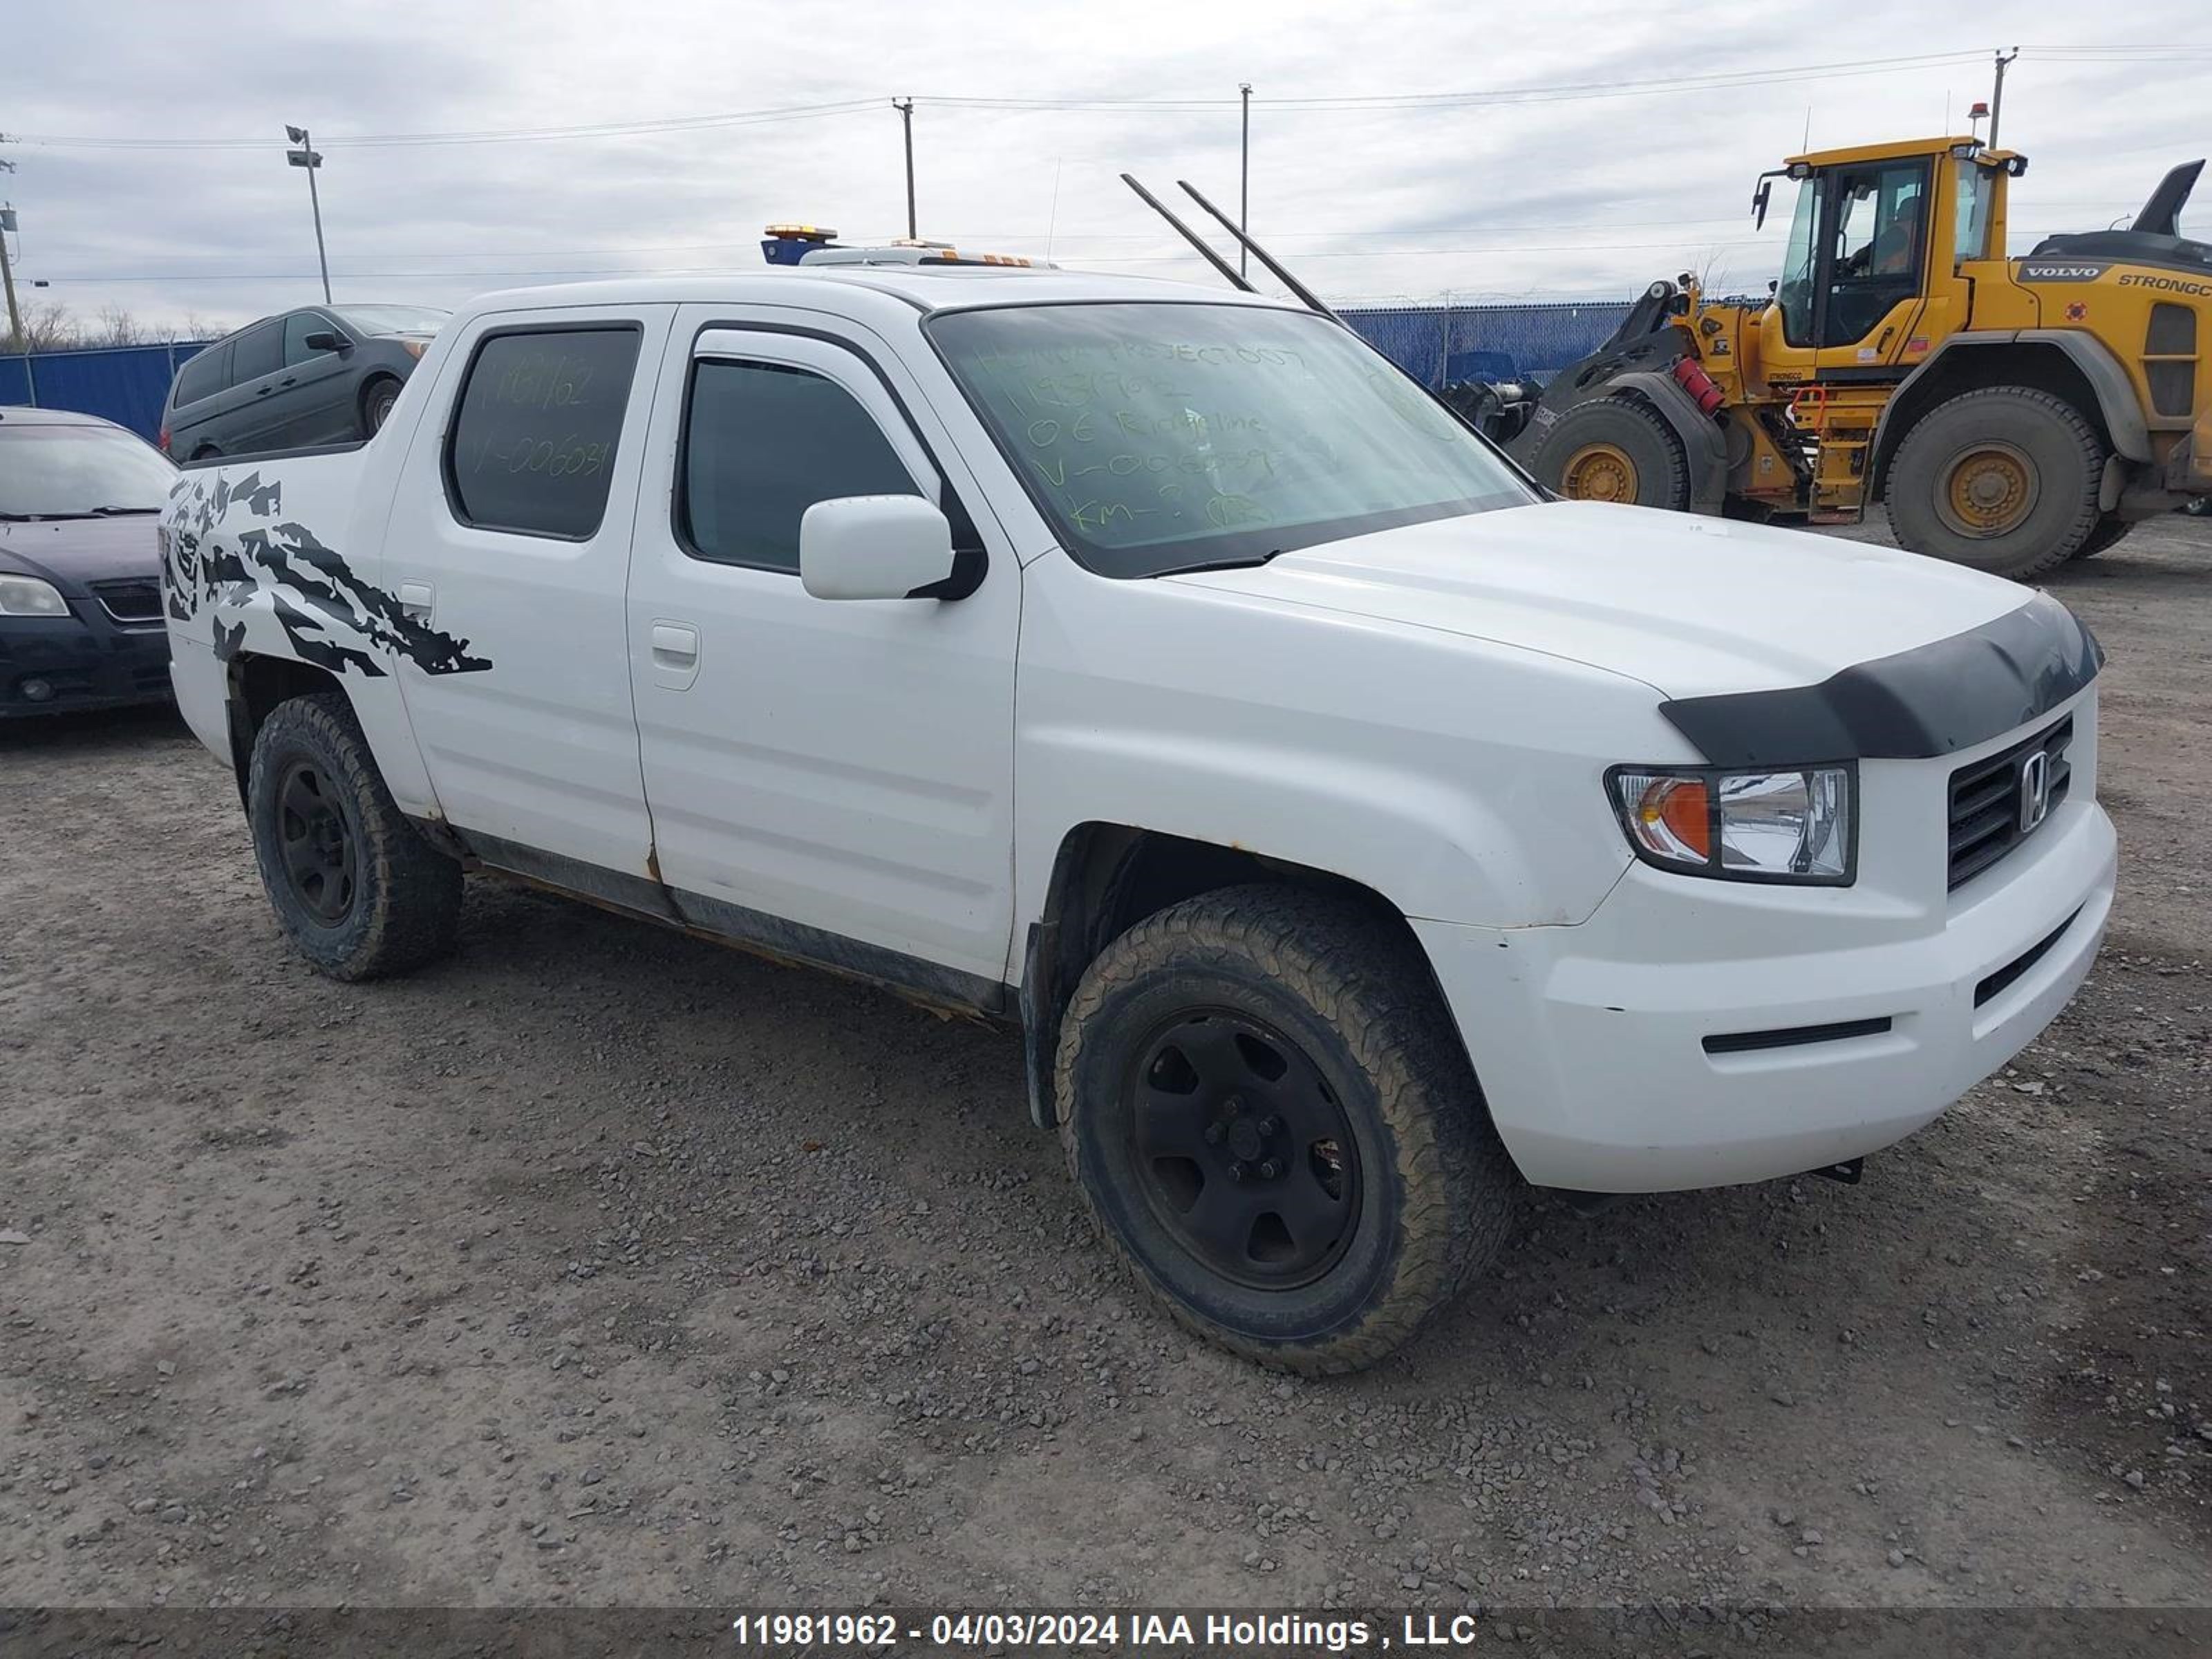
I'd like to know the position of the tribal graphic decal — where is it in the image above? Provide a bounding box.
[161,469,491,677]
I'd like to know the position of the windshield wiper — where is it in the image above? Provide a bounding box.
[91,505,162,516]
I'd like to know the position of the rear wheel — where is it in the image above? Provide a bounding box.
[1886,386,2106,580]
[247,693,462,980]
[1056,885,1519,1374]
[1529,396,1692,510]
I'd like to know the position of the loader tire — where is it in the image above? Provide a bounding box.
[1056,884,1520,1374]
[1886,387,2106,581]
[1530,396,1692,511]
[2068,517,2133,561]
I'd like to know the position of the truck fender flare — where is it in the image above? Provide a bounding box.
[1606,370,1731,514]
[1870,330,2154,494]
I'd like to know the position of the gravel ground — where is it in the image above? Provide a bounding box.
[1,512,2206,1618]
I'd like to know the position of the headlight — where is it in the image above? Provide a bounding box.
[0,574,71,618]
[1608,765,1854,885]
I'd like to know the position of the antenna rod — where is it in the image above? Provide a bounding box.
[1119,174,1255,293]
[1175,179,1337,321]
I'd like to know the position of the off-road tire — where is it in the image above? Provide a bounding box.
[362,377,402,436]
[247,693,462,981]
[1055,884,1519,1374]
[1528,395,1693,510]
[2069,516,2133,561]
[1886,386,2106,581]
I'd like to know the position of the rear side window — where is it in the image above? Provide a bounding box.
[678,359,919,573]
[230,323,283,384]
[445,326,641,540]
[172,344,227,406]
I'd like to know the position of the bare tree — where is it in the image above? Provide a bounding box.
[91,304,151,347]
[19,300,79,352]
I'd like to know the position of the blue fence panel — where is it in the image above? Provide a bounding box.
[1342,302,1630,389]
[0,340,215,441]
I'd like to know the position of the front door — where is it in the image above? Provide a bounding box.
[382,305,673,887]
[1812,158,1931,369]
[279,310,360,446]
[624,315,1020,993]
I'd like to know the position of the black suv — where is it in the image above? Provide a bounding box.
[160,304,448,460]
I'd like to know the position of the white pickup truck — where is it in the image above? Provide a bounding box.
[160,259,2116,1372]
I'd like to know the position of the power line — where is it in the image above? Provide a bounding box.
[12,48,2016,151]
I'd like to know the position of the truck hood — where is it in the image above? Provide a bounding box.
[0,514,164,591]
[1166,499,2036,700]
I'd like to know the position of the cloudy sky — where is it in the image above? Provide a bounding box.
[6,1,2206,338]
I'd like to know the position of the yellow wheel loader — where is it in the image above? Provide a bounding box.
[1499,135,2211,579]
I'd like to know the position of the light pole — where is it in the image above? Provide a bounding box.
[1238,84,1252,279]
[285,124,331,303]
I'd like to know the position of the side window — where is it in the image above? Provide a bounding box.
[172,343,228,406]
[229,322,284,385]
[1952,160,1995,265]
[1775,176,1822,348]
[444,326,642,540]
[283,312,335,365]
[678,358,921,573]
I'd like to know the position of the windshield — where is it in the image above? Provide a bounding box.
[0,423,178,518]
[927,302,1533,577]
[334,304,448,337]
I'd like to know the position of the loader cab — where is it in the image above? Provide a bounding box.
[1757,136,2018,385]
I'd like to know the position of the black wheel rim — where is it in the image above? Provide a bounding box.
[1123,1009,1362,1291]
[274,758,358,926]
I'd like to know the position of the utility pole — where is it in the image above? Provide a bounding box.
[893,98,917,240]
[1239,84,1252,279]
[285,124,331,303]
[1987,48,2019,148]
[0,144,19,354]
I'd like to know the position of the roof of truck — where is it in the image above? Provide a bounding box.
[456,265,1297,326]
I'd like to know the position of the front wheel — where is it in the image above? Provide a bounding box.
[247,693,462,980]
[1055,885,1519,1374]
[362,378,402,436]
[1886,386,2106,580]
[1527,395,1693,510]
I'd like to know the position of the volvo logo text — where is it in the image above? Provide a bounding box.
[2018,751,2053,833]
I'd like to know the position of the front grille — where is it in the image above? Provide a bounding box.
[1947,715,2072,890]
[89,578,165,626]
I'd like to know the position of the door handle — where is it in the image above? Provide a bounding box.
[649,621,702,690]
[396,581,435,624]
[255,386,274,396]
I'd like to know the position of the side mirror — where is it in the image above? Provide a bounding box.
[302,330,346,353]
[800,494,961,601]
[1752,178,1772,230]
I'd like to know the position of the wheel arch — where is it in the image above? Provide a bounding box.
[1015,825,1459,1130]
[222,652,347,807]
[1871,332,2150,501]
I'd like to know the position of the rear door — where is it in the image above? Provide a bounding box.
[381,304,674,892]
[622,312,1020,989]
[165,340,232,456]
[279,310,359,444]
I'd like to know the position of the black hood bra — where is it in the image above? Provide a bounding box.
[1660,592,2103,767]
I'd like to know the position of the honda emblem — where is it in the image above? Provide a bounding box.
[2018,751,2052,833]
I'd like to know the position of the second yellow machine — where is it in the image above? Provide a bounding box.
[1504,135,2211,579]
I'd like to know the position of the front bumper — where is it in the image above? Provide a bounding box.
[0,603,174,718]
[1415,791,2117,1194]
